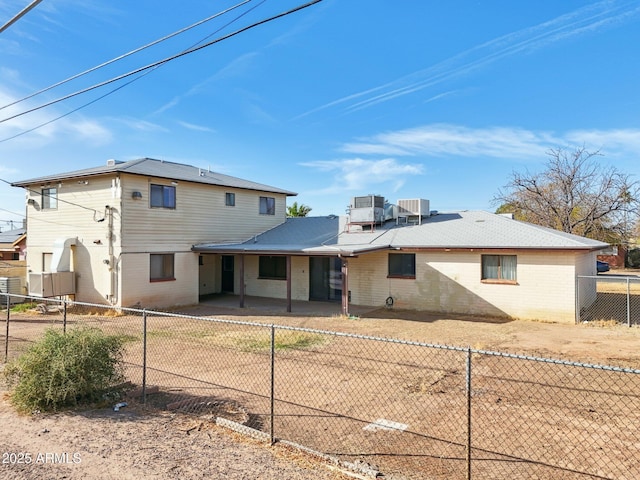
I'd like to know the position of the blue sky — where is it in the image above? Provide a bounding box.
[1,0,640,229]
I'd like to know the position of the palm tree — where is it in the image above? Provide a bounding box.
[287,202,312,217]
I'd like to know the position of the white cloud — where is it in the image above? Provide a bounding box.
[0,87,112,146]
[115,117,167,133]
[177,121,216,133]
[565,128,640,155]
[62,119,112,144]
[301,158,424,194]
[299,0,640,117]
[155,52,259,114]
[342,124,557,159]
[340,124,640,161]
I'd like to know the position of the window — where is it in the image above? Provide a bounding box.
[43,252,53,271]
[259,196,275,215]
[259,256,286,279]
[388,253,416,278]
[225,192,235,206]
[150,254,175,281]
[481,255,517,282]
[150,184,176,209]
[42,187,58,209]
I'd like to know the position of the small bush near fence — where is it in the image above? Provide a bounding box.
[3,326,126,413]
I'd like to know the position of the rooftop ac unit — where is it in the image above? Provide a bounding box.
[397,199,430,224]
[349,195,386,225]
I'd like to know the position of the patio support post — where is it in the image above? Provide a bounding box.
[239,254,245,308]
[286,255,292,313]
[341,258,349,316]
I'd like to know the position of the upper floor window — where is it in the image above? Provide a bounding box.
[150,184,176,209]
[259,196,275,215]
[388,253,416,278]
[481,254,517,283]
[225,192,235,206]
[42,187,58,209]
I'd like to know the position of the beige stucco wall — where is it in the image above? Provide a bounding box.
[241,255,309,301]
[22,171,289,309]
[117,175,287,308]
[347,250,586,323]
[227,249,589,323]
[119,251,198,308]
[23,176,120,305]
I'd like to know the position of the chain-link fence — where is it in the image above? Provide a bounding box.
[577,275,640,325]
[2,293,640,479]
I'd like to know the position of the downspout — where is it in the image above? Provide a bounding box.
[106,205,116,304]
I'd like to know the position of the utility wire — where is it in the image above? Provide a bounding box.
[0,0,322,125]
[0,0,43,34]
[0,178,101,216]
[0,0,251,112]
[0,0,266,143]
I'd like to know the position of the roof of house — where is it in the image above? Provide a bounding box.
[11,158,297,196]
[0,228,26,248]
[192,210,609,256]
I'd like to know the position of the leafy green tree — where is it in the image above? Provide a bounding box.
[493,147,639,243]
[287,202,312,217]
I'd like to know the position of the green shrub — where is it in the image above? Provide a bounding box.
[3,326,125,413]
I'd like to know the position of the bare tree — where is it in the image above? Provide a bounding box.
[493,147,640,243]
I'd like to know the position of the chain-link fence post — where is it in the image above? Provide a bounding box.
[142,309,148,404]
[627,277,631,327]
[3,294,9,363]
[466,347,472,480]
[63,300,67,334]
[270,324,276,445]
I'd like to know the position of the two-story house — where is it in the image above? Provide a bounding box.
[13,163,608,323]
[12,158,295,308]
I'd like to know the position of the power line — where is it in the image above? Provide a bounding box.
[0,0,323,125]
[0,0,251,112]
[0,0,44,34]
[0,177,100,216]
[0,0,267,143]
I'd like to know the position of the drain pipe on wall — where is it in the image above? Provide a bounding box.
[105,205,117,304]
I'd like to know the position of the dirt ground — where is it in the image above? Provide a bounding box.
[0,392,363,480]
[2,299,640,479]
